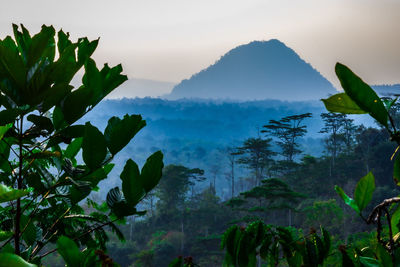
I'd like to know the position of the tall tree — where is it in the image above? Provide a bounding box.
[319,113,355,168]
[155,165,204,217]
[225,146,240,198]
[236,138,275,187]
[262,113,312,162]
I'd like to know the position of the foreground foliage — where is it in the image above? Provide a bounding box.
[0,25,163,266]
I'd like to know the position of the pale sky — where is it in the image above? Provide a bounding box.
[1,0,399,91]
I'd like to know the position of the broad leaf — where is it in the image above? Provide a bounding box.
[335,185,360,214]
[120,159,144,205]
[0,231,13,242]
[359,256,380,267]
[82,122,107,170]
[376,243,393,267]
[0,110,19,126]
[20,214,36,246]
[52,106,66,130]
[0,253,37,267]
[354,172,375,212]
[322,93,367,114]
[27,114,53,133]
[0,123,12,140]
[57,236,84,267]
[391,205,400,235]
[335,63,388,127]
[104,115,146,155]
[64,137,83,159]
[140,151,164,193]
[0,184,29,203]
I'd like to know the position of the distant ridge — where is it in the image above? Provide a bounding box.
[167,39,336,101]
[372,84,400,97]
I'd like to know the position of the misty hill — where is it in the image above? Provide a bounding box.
[83,98,376,196]
[167,39,336,101]
[373,84,400,97]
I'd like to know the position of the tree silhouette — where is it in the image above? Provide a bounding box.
[262,113,312,162]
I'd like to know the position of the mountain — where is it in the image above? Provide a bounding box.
[167,39,336,101]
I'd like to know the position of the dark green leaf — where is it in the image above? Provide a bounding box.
[335,63,388,127]
[359,256,380,267]
[64,137,83,159]
[340,250,355,267]
[82,122,107,170]
[0,184,30,203]
[57,30,71,54]
[61,87,92,124]
[354,172,375,212]
[0,123,13,140]
[0,110,19,126]
[27,25,55,68]
[52,106,66,130]
[27,114,53,133]
[104,115,146,155]
[376,243,392,267]
[20,214,36,246]
[0,253,37,267]
[0,231,13,242]
[56,236,83,267]
[140,151,164,193]
[120,159,144,205]
[391,205,400,235]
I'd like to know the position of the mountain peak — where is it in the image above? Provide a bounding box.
[167,39,335,101]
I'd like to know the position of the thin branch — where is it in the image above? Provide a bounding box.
[39,218,119,259]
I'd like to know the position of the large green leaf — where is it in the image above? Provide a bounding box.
[61,86,92,124]
[322,93,367,114]
[82,58,102,105]
[0,231,13,242]
[359,256,380,267]
[0,253,37,267]
[354,172,375,212]
[0,123,12,140]
[20,214,36,246]
[82,122,107,170]
[120,159,144,205]
[64,137,83,159]
[104,115,146,155]
[0,110,20,126]
[0,184,29,203]
[391,205,400,235]
[335,63,388,127]
[56,236,83,267]
[26,25,55,68]
[140,151,164,192]
[27,114,53,133]
[52,106,66,130]
[376,243,393,267]
[335,185,360,214]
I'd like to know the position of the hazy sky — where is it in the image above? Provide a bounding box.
[1,0,399,90]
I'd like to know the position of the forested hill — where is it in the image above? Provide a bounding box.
[85,97,326,144]
[83,97,374,195]
[167,39,336,101]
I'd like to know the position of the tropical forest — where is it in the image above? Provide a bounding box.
[0,1,399,266]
